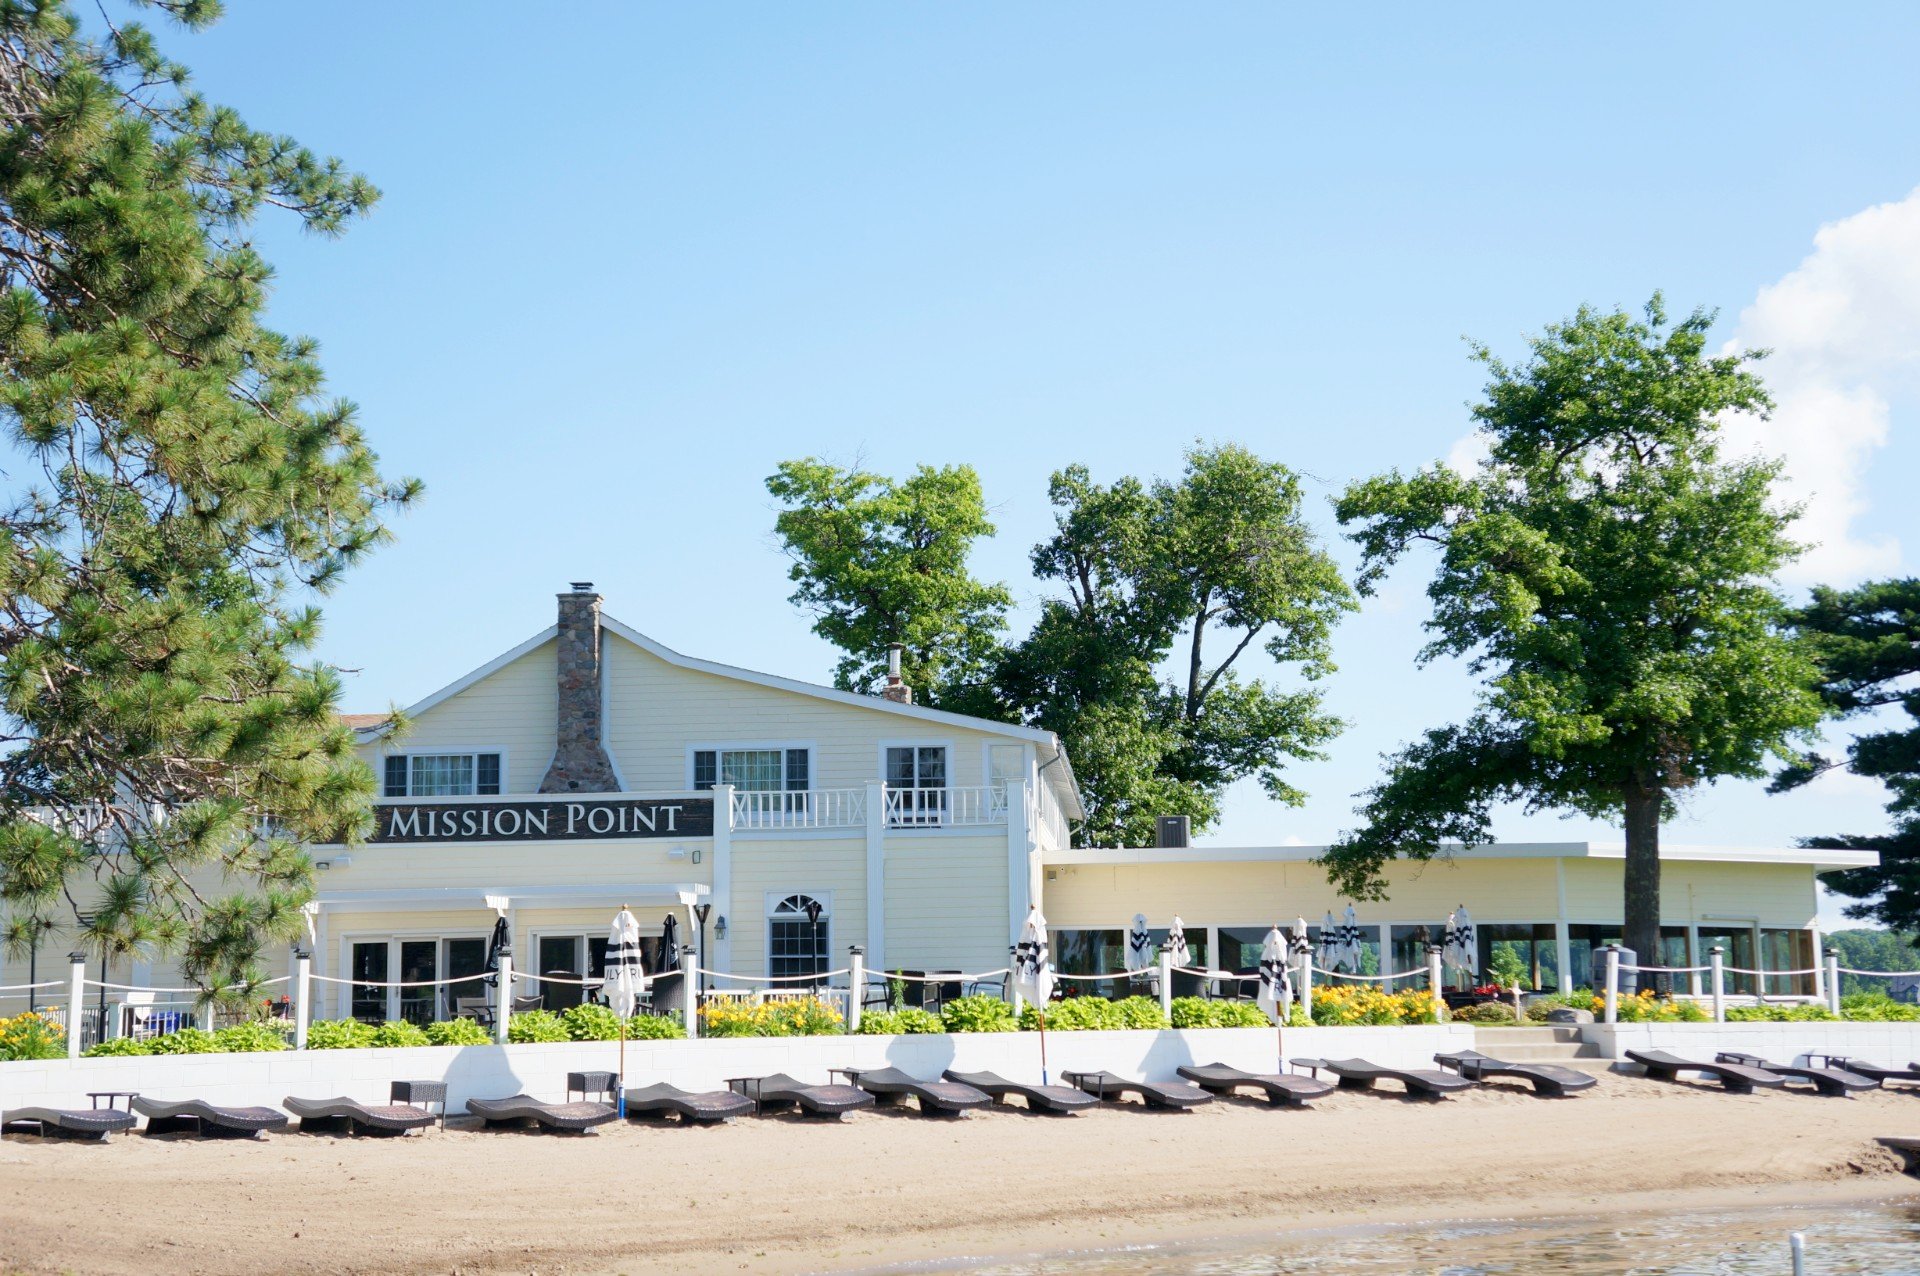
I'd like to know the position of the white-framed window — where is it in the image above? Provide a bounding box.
[884,744,948,825]
[382,751,503,798]
[348,934,489,1024]
[690,746,810,793]
[768,893,830,982]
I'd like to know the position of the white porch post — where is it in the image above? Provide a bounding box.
[493,952,513,1045]
[65,951,86,1059]
[1709,946,1725,1022]
[847,945,865,1033]
[1603,946,1620,1024]
[1157,950,1174,1020]
[1825,948,1842,1015]
[711,784,734,975]
[1006,779,1031,959]
[864,780,887,973]
[681,945,700,1040]
[293,949,312,1050]
[1808,920,1825,1005]
[1007,945,1023,1016]
[1426,945,1444,1023]
[1297,947,1314,1025]
[1553,860,1572,996]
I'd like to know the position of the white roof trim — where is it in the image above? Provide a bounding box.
[1043,840,1879,870]
[353,625,560,740]
[314,884,709,912]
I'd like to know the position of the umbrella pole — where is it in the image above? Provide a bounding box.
[1037,1010,1049,1086]
[617,1017,626,1119]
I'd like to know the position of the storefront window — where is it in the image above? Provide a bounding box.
[1696,925,1758,997]
[1477,924,1559,992]
[1052,928,1124,1000]
[1761,928,1815,997]
[1147,927,1211,999]
[1387,924,1443,992]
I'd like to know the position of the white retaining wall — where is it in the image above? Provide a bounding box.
[1582,1021,1920,1063]
[0,1024,1472,1116]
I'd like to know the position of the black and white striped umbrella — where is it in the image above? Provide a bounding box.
[1126,913,1154,978]
[1338,905,1364,972]
[1165,915,1191,970]
[1014,906,1055,1006]
[1444,906,1477,974]
[603,908,646,1019]
[1256,925,1291,1025]
[1317,910,1341,970]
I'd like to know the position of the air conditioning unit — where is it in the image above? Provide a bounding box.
[1155,816,1190,849]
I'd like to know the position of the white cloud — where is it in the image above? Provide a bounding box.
[1720,189,1920,585]
[1444,429,1490,476]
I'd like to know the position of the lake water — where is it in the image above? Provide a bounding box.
[866,1197,1920,1274]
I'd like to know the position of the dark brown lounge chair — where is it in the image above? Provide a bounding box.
[1178,1062,1335,1106]
[132,1096,289,1138]
[726,1073,876,1119]
[1061,1070,1211,1109]
[1434,1050,1598,1097]
[1290,1057,1474,1098]
[837,1067,991,1116]
[1878,1136,1920,1173]
[1625,1049,1786,1094]
[1809,1055,1920,1086]
[622,1082,755,1124]
[283,1095,438,1135]
[464,1094,618,1133]
[942,1069,1097,1114]
[1714,1052,1878,1096]
[1,1106,138,1140]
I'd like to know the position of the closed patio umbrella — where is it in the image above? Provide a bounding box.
[604,908,646,1117]
[1255,925,1291,1073]
[1126,914,1154,982]
[1013,906,1055,1083]
[1316,910,1341,971]
[1444,906,1477,986]
[1340,905,1363,973]
[1165,915,1191,969]
[482,915,510,1018]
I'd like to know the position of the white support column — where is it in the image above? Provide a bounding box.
[65,952,86,1059]
[1297,949,1314,1025]
[1604,946,1621,1024]
[1157,950,1174,1021]
[681,945,700,1040]
[1825,948,1842,1015]
[1007,945,1023,1016]
[1808,921,1825,1005]
[1427,945,1444,1023]
[293,949,312,1050]
[1005,779,1031,958]
[1710,946,1725,1022]
[493,952,513,1045]
[847,946,865,1034]
[1553,860,1572,996]
[864,779,887,973]
[1686,923,1703,997]
[315,909,331,1019]
[710,784,734,976]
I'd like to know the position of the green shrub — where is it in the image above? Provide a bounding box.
[1454,1001,1524,1025]
[1170,997,1270,1029]
[212,1022,289,1052]
[367,1020,429,1048]
[506,1009,570,1043]
[305,1018,375,1049]
[1113,996,1168,1030]
[0,1010,68,1061]
[759,998,844,1036]
[625,1013,684,1040]
[1019,995,1169,1031]
[1841,992,1920,1022]
[562,1003,623,1042]
[859,1007,945,1035]
[941,994,1016,1033]
[1725,1003,1841,1022]
[83,1036,151,1057]
[145,1027,218,1054]
[425,1017,493,1046]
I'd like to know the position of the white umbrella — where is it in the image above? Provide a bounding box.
[1316,911,1341,971]
[1288,917,1312,1017]
[1256,925,1290,1025]
[1013,906,1055,1083]
[1165,915,1191,970]
[1444,905,1477,978]
[1126,913,1154,981]
[603,907,646,1117]
[1340,905,1363,972]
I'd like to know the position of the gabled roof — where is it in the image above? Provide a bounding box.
[353,612,1084,819]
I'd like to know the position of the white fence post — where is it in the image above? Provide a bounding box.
[1007,945,1023,1017]
[1603,947,1620,1025]
[1825,949,1842,1015]
[681,945,700,1040]
[1157,950,1174,1021]
[1427,945,1444,1023]
[65,952,87,1059]
[494,952,513,1045]
[1298,950,1314,1025]
[293,948,312,1050]
[1709,946,1725,1023]
[847,946,865,1033]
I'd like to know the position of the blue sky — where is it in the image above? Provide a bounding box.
[130,5,1919,918]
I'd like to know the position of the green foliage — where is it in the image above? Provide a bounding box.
[940,994,1017,1033]
[1777,581,1920,929]
[1840,992,1920,1022]
[1822,930,1920,996]
[1329,298,1825,961]
[561,1003,623,1042]
[210,1022,288,1052]
[368,1020,428,1048]
[145,1026,217,1054]
[858,1007,945,1035]
[82,1036,149,1057]
[505,1009,569,1043]
[424,1017,491,1046]
[0,1,415,989]
[697,998,845,1037]
[305,1018,375,1050]
[1724,1003,1840,1022]
[624,1014,684,1040]
[767,459,1011,703]
[1311,985,1443,1025]
[1019,995,1168,1031]
[0,1010,65,1060]
[1487,942,1531,991]
[1170,997,1269,1028]
[1452,1000,1524,1024]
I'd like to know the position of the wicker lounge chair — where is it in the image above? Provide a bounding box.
[1061,1070,1211,1109]
[1624,1049,1786,1094]
[1177,1062,1336,1106]
[464,1094,619,1133]
[1,1106,138,1141]
[1289,1057,1474,1098]
[282,1095,438,1136]
[942,1069,1098,1113]
[725,1073,876,1119]
[131,1096,289,1138]
[1433,1050,1599,1097]
[836,1067,991,1116]
[1809,1055,1920,1086]
[622,1082,755,1124]
[1713,1052,1878,1096]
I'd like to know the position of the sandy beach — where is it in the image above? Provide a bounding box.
[3,1071,1916,1275]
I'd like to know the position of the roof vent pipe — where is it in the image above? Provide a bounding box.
[881,642,913,704]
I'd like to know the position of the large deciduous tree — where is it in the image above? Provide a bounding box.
[1327,298,1826,967]
[1773,579,1920,928]
[0,2,415,995]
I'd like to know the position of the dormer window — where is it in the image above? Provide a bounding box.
[383,752,503,798]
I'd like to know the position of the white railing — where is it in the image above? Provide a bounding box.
[1032,779,1070,849]
[730,787,867,830]
[884,784,1008,828]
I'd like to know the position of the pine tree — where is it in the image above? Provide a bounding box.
[0,1,417,998]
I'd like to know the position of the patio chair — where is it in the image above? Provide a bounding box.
[1289,1057,1474,1099]
[1177,1062,1336,1106]
[1808,1055,1920,1086]
[132,1096,290,1138]
[1,1106,138,1141]
[1433,1050,1598,1097]
[834,1067,991,1117]
[283,1095,437,1136]
[623,1082,755,1124]
[942,1069,1097,1114]
[453,995,495,1028]
[726,1073,875,1119]
[464,1093,618,1133]
[1061,1070,1211,1109]
[1713,1052,1877,1097]
[1624,1049,1786,1094]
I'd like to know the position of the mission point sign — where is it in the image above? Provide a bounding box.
[372,797,714,843]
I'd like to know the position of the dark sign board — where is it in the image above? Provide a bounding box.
[372,797,713,843]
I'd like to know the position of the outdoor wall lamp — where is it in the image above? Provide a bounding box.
[714,915,727,940]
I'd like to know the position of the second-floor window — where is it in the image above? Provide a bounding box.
[383,752,502,798]
[886,745,947,824]
[692,748,809,793]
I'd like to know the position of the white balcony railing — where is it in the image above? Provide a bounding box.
[728,784,1013,831]
[883,784,1008,829]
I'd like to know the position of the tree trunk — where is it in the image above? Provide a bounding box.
[1622,786,1663,989]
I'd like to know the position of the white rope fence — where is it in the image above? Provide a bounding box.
[1601,946,1843,1024]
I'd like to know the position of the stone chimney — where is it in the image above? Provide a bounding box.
[538,583,621,793]
[881,642,913,704]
